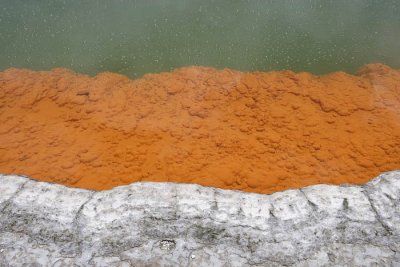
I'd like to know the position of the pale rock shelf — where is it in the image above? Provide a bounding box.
[0,171,399,266]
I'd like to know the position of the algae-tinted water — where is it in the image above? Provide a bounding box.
[1,0,399,77]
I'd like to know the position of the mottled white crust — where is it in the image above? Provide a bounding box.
[0,172,399,266]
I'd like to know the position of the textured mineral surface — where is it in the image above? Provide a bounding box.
[0,171,399,266]
[0,64,399,194]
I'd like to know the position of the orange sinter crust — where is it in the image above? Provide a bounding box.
[0,64,399,194]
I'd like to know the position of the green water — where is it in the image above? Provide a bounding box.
[1,0,399,78]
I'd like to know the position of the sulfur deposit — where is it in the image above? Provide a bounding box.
[0,64,399,194]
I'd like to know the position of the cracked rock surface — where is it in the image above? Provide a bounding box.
[0,171,400,266]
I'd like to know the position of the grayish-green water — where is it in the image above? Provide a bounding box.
[1,0,399,77]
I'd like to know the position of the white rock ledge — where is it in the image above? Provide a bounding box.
[0,172,400,266]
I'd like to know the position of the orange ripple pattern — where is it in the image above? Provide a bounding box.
[0,64,399,194]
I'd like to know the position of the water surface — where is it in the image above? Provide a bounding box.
[1,0,399,77]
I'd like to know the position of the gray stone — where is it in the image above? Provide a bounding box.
[0,171,399,266]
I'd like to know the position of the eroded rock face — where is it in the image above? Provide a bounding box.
[0,172,400,266]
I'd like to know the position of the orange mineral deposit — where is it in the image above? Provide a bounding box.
[0,64,399,194]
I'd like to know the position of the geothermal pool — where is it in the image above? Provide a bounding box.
[0,1,400,194]
[1,0,399,77]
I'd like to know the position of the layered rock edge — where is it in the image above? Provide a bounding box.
[0,171,399,266]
